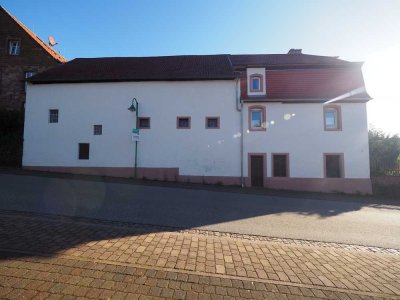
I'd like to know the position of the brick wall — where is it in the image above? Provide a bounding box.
[0,7,64,110]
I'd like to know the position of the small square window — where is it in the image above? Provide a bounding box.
[49,109,59,123]
[8,40,21,55]
[206,117,220,129]
[324,106,342,131]
[94,125,102,135]
[138,117,150,129]
[177,117,191,129]
[78,143,90,160]
[273,154,289,177]
[325,154,343,178]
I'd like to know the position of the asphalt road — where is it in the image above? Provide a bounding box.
[0,173,399,249]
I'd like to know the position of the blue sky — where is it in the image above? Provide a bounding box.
[3,0,400,133]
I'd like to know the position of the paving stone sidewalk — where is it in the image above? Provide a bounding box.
[0,210,399,299]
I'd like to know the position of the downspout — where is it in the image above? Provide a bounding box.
[235,73,244,188]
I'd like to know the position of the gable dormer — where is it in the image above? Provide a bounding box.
[247,68,266,97]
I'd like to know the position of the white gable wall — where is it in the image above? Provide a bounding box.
[23,81,241,177]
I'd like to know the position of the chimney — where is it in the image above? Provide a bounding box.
[288,49,302,54]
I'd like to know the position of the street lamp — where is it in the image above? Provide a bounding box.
[128,98,139,178]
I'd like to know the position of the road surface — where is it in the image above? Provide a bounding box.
[0,173,399,248]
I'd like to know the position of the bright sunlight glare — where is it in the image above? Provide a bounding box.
[363,45,400,135]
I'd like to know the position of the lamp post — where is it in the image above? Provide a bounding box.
[128,98,139,178]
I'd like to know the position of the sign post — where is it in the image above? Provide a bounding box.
[128,98,139,178]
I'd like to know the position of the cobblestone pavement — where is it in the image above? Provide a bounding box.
[0,210,399,299]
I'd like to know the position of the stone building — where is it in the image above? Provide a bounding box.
[0,6,66,110]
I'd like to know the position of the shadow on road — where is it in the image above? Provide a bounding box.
[0,171,397,259]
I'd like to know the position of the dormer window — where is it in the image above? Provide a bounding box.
[8,40,21,55]
[250,74,263,92]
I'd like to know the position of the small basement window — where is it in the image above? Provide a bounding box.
[206,117,220,129]
[49,109,59,123]
[250,74,263,92]
[78,143,90,160]
[325,154,343,178]
[273,154,289,177]
[8,40,21,55]
[93,125,102,135]
[138,117,150,129]
[177,116,191,129]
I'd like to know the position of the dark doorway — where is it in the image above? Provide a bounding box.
[250,155,264,187]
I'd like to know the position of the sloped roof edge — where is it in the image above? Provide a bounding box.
[1,5,67,63]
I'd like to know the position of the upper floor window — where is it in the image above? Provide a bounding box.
[250,74,263,92]
[49,109,59,123]
[205,117,220,129]
[324,105,342,131]
[138,117,151,129]
[177,116,191,129]
[249,106,266,131]
[8,40,21,55]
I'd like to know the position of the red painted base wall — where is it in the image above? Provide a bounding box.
[24,166,372,195]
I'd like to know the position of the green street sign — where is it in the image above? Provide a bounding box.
[132,128,140,134]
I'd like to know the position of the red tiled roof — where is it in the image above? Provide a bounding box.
[1,6,66,63]
[28,53,370,101]
[266,68,368,99]
[230,54,360,67]
[240,68,370,101]
[29,56,235,83]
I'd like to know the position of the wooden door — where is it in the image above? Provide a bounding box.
[250,155,264,187]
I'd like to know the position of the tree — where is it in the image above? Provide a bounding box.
[369,128,400,175]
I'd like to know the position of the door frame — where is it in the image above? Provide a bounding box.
[248,153,267,187]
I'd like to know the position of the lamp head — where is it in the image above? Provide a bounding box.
[128,104,136,112]
[128,98,137,112]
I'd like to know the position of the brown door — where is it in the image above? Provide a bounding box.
[250,155,264,187]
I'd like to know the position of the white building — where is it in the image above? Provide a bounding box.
[23,50,372,194]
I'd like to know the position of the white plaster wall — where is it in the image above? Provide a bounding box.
[23,81,241,177]
[247,68,266,96]
[243,102,370,178]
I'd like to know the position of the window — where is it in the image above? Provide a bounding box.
[8,40,21,55]
[49,109,59,123]
[24,72,35,92]
[324,154,343,178]
[250,74,263,92]
[25,71,35,79]
[324,106,342,131]
[138,117,150,129]
[78,143,90,160]
[93,125,102,135]
[273,154,289,177]
[248,106,266,131]
[177,116,191,129]
[205,117,220,129]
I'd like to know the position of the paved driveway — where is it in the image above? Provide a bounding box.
[0,173,399,248]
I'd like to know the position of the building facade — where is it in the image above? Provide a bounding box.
[23,52,372,194]
[0,6,66,110]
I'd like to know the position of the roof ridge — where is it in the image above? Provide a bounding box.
[0,6,67,63]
